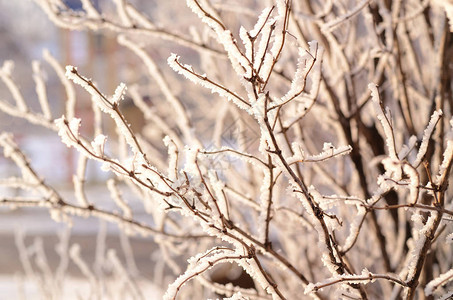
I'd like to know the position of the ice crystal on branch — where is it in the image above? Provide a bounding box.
[1,0,453,299]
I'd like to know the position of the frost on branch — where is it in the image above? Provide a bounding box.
[369,83,397,160]
[55,117,83,150]
[186,0,252,78]
[0,61,28,112]
[167,54,249,111]
[288,142,352,164]
[43,50,76,120]
[279,41,322,107]
[2,0,453,299]
[425,268,453,296]
[436,117,453,186]
[164,248,247,300]
[32,61,52,120]
[0,133,42,186]
[64,66,143,156]
[304,268,407,295]
[111,82,127,106]
[412,110,442,167]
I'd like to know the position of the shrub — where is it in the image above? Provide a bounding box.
[1,0,453,299]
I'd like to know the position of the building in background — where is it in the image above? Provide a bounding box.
[0,0,155,184]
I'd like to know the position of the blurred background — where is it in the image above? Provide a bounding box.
[0,1,165,298]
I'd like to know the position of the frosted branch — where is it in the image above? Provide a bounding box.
[168,54,250,110]
[43,50,76,120]
[305,269,407,294]
[425,268,453,296]
[107,179,132,219]
[321,0,371,32]
[0,61,28,112]
[369,83,398,160]
[32,61,52,120]
[413,110,443,167]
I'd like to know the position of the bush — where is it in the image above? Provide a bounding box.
[1,0,453,299]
